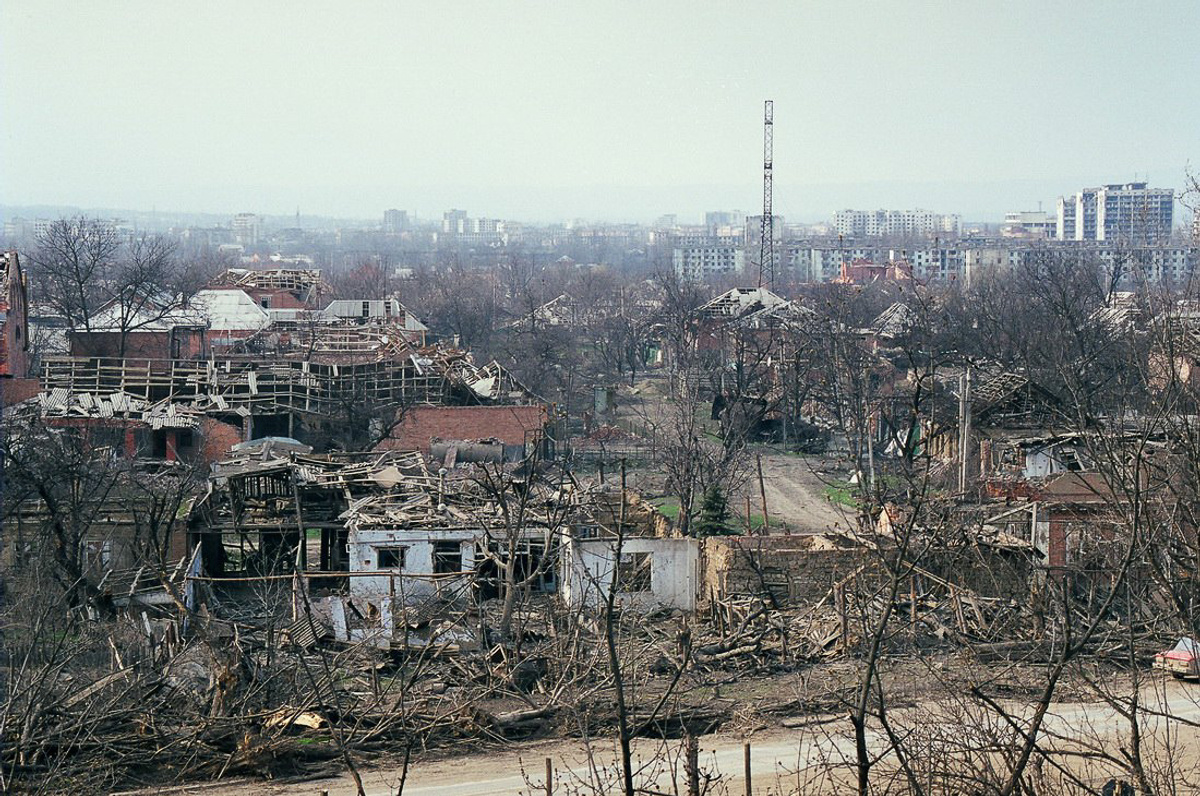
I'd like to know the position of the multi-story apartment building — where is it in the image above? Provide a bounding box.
[833,209,960,238]
[383,209,408,234]
[232,213,261,246]
[673,239,746,282]
[964,242,1194,287]
[442,209,469,235]
[705,210,744,232]
[890,247,965,281]
[783,235,1194,288]
[786,242,880,282]
[1001,211,1057,239]
[1056,182,1174,243]
[745,214,785,246]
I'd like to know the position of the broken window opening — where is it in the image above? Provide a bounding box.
[376,546,407,570]
[617,551,652,593]
[433,540,461,574]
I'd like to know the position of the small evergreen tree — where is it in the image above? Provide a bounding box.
[695,483,735,537]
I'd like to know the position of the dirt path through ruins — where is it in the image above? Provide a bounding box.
[746,448,855,535]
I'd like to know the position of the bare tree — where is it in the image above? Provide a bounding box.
[27,216,121,330]
[29,218,201,357]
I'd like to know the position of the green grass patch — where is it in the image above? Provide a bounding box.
[294,735,331,746]
[823,483,859,508]
[651,497,681,520]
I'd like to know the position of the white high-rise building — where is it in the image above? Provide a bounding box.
[232,213,261,246]
[833,209,959,238]
[1056,182,1174,243]
[383,209,408,233]
[442,209,468,235]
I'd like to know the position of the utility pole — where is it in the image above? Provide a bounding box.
[758,99,775,290]
[958,369,972,493]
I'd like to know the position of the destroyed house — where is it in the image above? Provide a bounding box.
[1148,310,1200,394]
[694,287,787,352]
[341,472,561,606]
[1031,471,1121,571]
[214,267,329,310]
[3,451,194,579]
[189,289,271,349]
[188,450,431,579]
[560,489,699,611]
[187,449,577,646]
[38,339,531,447]
[34,392,242,465]
[68,299,209,360]
[504,293,584,330]
[868,301,918,346]
[323,299,428,345]
[377,361,550,463]
[925,372,1075,486]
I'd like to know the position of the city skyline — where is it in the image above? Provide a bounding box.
[1,171,1192,233]
[3,1,1198,222]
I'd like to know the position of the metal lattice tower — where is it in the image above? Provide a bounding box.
[758,100,774,289]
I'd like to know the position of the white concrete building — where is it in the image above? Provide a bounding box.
[833,209,960,239]
[560,535,700,612]
[383,208,408,233]
[673,240,746,282]
[232,213,261,246]
[1057,182,1174,243]
[1002,211,1057,239]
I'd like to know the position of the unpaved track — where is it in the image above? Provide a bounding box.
[750,449,853,535]
[227,679,1200,796]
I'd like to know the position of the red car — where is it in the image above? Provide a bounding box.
[1155,637,1200,679]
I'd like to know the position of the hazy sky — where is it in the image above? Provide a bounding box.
[3,1,1198,222]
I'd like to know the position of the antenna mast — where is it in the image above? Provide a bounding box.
[758,100,775,289]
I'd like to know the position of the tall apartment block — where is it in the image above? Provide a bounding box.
[833,209,961,238]
[232,213,261,246]
[383,209,408,233]
[672,240,746,282]
[1056,182,1174,243]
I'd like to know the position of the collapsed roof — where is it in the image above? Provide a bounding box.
[697,287,787,320]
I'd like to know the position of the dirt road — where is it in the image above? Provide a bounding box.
[226,678,1200,796]
[747,449,854,535]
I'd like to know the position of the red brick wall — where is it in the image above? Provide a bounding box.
[1,377,40,406]
[377,405,548,452]
[70,328,208,359]
[199,416,244,464]
[1048,519,1067,569]
[246,288,308,310]
[71,331,169,358]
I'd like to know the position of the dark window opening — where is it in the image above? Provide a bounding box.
[617,551,652,593]
[433,541,461,574]
[376,546,406,569]
[475,538,553,599]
